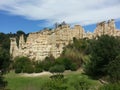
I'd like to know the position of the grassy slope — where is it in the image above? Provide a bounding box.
[5,71,50,90]
[5,71,101,90]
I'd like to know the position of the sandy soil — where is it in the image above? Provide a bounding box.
[20,71,52,77]
[20,69,83,77]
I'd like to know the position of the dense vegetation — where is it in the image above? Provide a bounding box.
[0,31,27,89]
[85,36,120,82]
[0,32,11,89]
[0,30,120,90]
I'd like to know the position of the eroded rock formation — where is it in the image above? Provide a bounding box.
[10,20,120,60]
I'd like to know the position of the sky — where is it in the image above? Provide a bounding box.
[0,0,120,33]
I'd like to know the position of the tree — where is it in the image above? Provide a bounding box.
[0,48,10,73]
[14,56,34,73]
[0,33,10,50]
[107,55,120,83]
[85,35,120,78]
[16,30,25,35]
[0,47,10,89]
[42,55,55,71]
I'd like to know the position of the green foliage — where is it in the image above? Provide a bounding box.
[0,33,10,50]
[0,47,10,89]
[99,83,120,90]
[49,65,65,73]
[34,61,43,73]
[41,78,67,90]
[50,74,64,80]
[16,30,25,35]
[70,63,78,71]
[107,55,120,83]
[34,68,43,73]
[0,48,10,73]
[71,77,92,90]
[41,55,55,71]
[62,38,90,70]
[14,56,34,73]
[55,57,72,70]
[85,35,120,78]
[0,76,7,90]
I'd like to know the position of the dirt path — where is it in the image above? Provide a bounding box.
[20,71,52,77]
[20,69,83,77]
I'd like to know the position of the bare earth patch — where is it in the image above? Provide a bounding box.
[20,71,52,77]
[19,69,83,77]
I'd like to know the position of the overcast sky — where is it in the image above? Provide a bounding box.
[0,0,120,33]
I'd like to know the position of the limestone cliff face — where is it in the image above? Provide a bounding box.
[10,19,120,60]
[94,19,120,37]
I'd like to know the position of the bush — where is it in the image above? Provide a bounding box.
[42,79,68,90]
[23,64,34,73]
[49,65,65,73]
[34,68,43,73]
[15,68,22,73]
[70,63,78,71]
[55,57,73,70]
[42,56,55,71]
[14,56,34,73]
[69,75,94,90]
[50,74,64,80]
[99,83,120,90]
[34,61,43,73]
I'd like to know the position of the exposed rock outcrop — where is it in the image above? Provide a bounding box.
[10,19,120,60]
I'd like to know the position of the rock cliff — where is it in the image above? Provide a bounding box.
[10,20,120,60]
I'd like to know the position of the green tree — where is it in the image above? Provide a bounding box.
[42,55,55,71]
[14,56,34,73]
[107,55,120,83]
[85,35,120,78]
[0,33,10,50]
[0,47,10,89]
[16,30,25,35]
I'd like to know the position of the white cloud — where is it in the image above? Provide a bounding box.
[0,0,120,26]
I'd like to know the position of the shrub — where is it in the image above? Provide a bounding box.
[49,65,65,74]
[55,57,73,70]
[15,68,22,73]
[99,83,120,90]
[70,63,78,71]
[50,74,64,80]
[42,79,68,90]
[42,56,55,71]
[23,64,34,73]
[14,56,34,73]
[34,61,43,73]
[34,68,43,73]
[70,75,94,90]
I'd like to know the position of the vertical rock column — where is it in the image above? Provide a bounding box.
[10,38,18,58]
